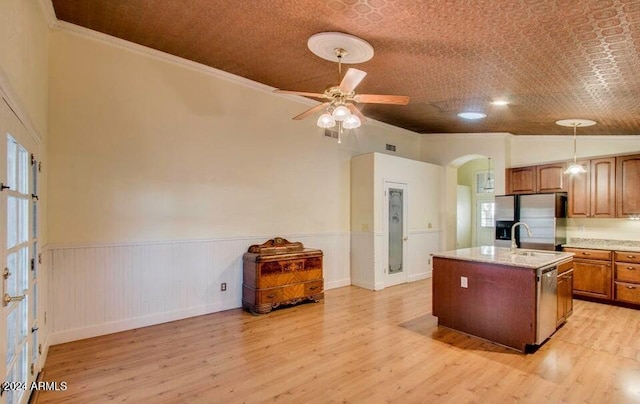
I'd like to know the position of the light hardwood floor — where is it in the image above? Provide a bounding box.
[37,279,640,403]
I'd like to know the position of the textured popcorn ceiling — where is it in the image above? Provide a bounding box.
[51,0,640,135]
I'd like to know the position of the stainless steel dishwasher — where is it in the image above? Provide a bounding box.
[535,263,559,344]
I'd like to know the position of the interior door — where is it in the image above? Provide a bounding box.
[476,199,495,247]
[1,99,38,404]
[384,182,408,287]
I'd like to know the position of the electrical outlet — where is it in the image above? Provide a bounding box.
[220,283,227,292]
[460,277,468,288]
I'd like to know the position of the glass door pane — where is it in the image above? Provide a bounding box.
[388,188,404,274]
[4,135,31,404]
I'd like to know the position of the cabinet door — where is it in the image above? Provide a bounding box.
[507,166,537,194]
[567,160,590,217]
[565,272,573,319]
[557,273,567,325]
[573,259,612,300]
[590,157,616,218]
[616,154,640,218]
[557,271,574,326]
[537,163,566,193]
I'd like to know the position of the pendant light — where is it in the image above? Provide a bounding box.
[484,157,494,192]
[555,119,596,175]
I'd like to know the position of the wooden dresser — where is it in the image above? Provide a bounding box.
[242,237,324,314]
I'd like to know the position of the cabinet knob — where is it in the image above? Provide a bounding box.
[626,286,636,290]
[582,252,591,256]
[628,267,636,270]
[627,255,636,259]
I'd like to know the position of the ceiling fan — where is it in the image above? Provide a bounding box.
[273,35,409,142]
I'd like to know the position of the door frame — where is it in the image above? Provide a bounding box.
[0,98,40,404]
[383,180,409,288]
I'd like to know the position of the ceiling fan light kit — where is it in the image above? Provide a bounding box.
[556,119,596,175]
[274,32,409,142]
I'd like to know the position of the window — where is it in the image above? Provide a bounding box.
[476,170,495,194]
[479,202,495,227]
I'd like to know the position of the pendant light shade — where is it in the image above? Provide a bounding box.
[317,113,336,128]
[332,105,351,121]
[342,114,361,129]
[556,119,596,175]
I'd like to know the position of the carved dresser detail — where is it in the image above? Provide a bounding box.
[242,237,324,314]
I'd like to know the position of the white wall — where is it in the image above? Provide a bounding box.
[351,153,442,290]
[420,133,509,250]
[46,25,423,343]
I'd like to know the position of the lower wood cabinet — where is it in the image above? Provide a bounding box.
[563,248,612,300]
[614,251,640,304]
[557,260,574,326]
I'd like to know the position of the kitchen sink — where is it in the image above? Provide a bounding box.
[512,249,563,258]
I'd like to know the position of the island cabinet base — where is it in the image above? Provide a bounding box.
[432,257,537,352]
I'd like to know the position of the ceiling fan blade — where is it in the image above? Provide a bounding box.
[274,89,327,99]
[292,103,329,120]
[353,94,410,105]
[339,68,367,93]
[347,103,367,123]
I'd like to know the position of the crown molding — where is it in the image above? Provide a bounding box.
[421,132,514,139]
[51,19,421,138]
[38,0,57,28]
[513,134,640,141]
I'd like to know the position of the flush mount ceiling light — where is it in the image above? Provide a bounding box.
[556,119,597,175]
[491,100,509,106]
[273,32,409,144]
[458,112,487,120]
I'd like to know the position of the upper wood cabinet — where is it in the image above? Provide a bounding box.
[506,163,565,194]
[537,163,566,193]
[567,157,615,218]
[506,166,536,194]
[591,158,616,218]
[567,160,590,217]
[616,154,640,218]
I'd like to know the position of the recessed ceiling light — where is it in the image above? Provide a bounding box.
[491,100,509,106]
[458,112,486,120]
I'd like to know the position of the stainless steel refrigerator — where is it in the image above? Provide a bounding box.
[494,193,567,251]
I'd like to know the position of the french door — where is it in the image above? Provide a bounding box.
[384,181,408,287]
[0,99,39,404]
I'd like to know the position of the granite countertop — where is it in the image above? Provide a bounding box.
[562,238,640,253]
[431,246,574,269]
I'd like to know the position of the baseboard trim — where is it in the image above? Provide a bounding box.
[410,272,432,282]
[326,278,351,290]
[49,303,227,345]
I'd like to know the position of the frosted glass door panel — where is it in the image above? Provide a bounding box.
[388,188,404,274]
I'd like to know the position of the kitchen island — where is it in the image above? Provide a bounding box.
[432,246,573,352]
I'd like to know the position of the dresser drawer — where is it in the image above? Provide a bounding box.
[564,248,611,261]
[615,281,640,305]
[615,262,640,283]
[614,251,640,264]
[304,280,324,295]
[258,287,284,305]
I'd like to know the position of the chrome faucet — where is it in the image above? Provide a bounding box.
[511,221,532,253]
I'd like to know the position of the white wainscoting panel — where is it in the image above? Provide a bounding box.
[48,233,350,344]
[351,229,441,291]
[408,229,442,281]
[350,231,376,290]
